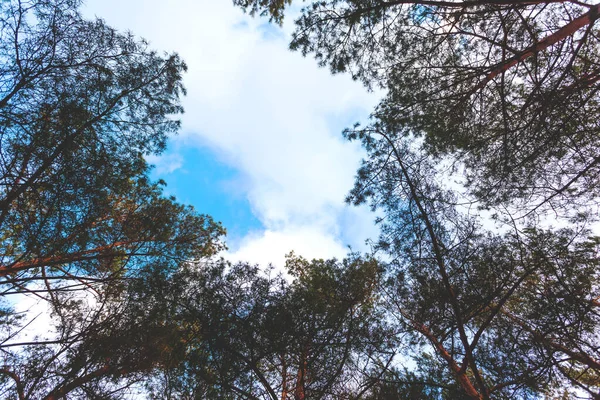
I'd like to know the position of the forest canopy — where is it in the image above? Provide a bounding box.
[238,0,600,217]
[1,0,599,398]
[233,0,600,398]
[0,1,224,398]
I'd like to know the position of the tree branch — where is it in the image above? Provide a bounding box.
[479,4,600,88]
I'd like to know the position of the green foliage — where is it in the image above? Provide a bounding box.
[242,0,600,216]
[2,0,599,398]
[365,355,472,400]
[344,130,600,397]
[0,1,224,398]
[136,256,392,399]
[233,0,293,24]
[234,0,600,397]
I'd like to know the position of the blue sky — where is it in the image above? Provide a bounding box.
[147,141,264,243]
[82,0,381,267]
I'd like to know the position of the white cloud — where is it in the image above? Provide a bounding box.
[226,226,351,270]
[145,153,184,175]
[83,0,381,265]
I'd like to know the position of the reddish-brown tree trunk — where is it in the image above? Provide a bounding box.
[481,4,600,87]
[294,347,309,400]
[0,240,142,277]
[281,354,288,400]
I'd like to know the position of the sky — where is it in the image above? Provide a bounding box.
[81,0,382,268]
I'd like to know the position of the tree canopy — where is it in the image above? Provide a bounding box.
[233,0,600,398]
[0,1,223,398]
[346,131,600,398]
[2,0,600,398]
[139,255,390,399]
[237,0,600,217]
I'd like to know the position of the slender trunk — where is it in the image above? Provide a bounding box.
[294,347,308,400]
[414,321,483,400]
[281,354,288,400]
[377,129,489,398]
